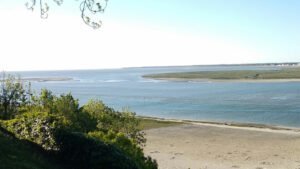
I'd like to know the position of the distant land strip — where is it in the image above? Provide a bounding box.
[21,77,73,82]
[126,62,300,69]
[143,67,300,81]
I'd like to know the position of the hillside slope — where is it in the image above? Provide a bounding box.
[0,128,63,169]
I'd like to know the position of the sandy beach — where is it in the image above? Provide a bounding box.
[144,123,300,169]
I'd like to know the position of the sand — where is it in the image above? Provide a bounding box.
[144,123,300,169]
[22,77,73,82]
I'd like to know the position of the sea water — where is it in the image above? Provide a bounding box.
[12,65,300,128]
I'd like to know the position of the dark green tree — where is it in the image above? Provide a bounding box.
[0,73,31,119]
[32,88,55,113]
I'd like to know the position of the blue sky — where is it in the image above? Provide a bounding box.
[108,0,300,56]
[0,0,299,70]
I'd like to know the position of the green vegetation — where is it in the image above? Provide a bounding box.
[143,67,300,80]
[0,74,158,169]
[139,118,183,130]
[0,127,63,169]
[0,74,32,120]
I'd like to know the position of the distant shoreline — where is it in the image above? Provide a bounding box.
[126,62,300,69]
[140,116,300,133]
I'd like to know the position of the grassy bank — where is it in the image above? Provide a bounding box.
[143,67,300,80]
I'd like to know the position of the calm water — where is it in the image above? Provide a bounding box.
[12,65,300,127]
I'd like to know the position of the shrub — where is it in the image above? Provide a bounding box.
[0,81,159,169]
[54,130,139,169]
[89,131,158,169]
[1,112,70,150]
[83,99,146,146]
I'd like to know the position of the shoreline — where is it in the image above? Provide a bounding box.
[144,122,300,169]
[140,116,300,134]
[144,77,300,83]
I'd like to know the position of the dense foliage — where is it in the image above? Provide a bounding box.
[0,126,64,169]
[0,74,32,120]
[0,74,157,169]
[55,130,139,169]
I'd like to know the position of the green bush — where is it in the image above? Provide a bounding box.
[54,130,139,169]
[83,99,146,146]
[89,131,158,169]
[32,90,98,132]
[0,127,64,169]
[0,79,159,169]
[0,109,158,169]
[1,112,70,150]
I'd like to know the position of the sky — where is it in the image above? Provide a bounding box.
[0,0,299,71]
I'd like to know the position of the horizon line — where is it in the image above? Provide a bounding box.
[3,61,300,72]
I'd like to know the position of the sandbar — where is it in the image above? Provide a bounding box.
[21,77,73,82]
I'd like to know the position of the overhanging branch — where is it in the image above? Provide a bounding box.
[25,0,108,29]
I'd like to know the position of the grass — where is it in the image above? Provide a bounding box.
[139,118,183,130]
[143,67,300,80]
[0,128,63,169]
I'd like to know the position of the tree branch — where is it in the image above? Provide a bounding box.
[25,0,108,29]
